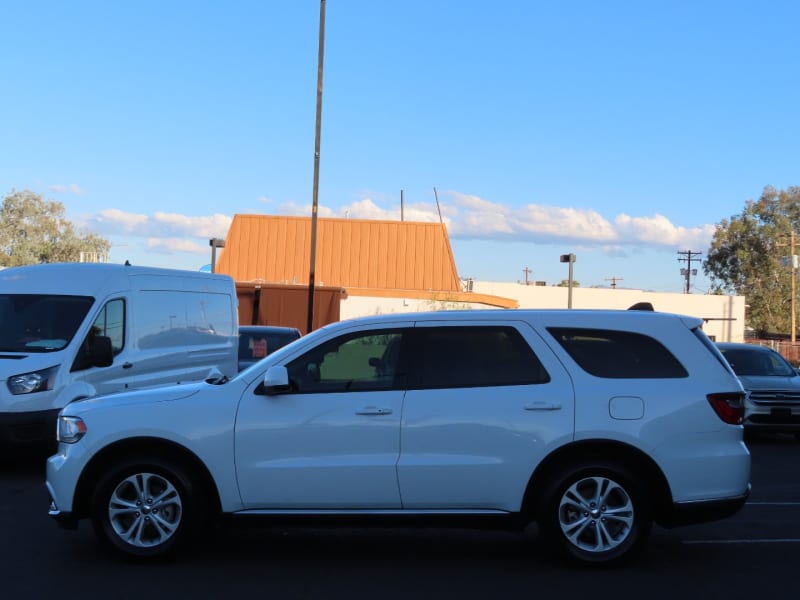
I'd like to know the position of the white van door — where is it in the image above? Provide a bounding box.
[71,298,139,396]
[126,289,237,388]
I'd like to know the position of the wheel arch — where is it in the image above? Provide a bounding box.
[522,439,672,523]
[72,437,222,520]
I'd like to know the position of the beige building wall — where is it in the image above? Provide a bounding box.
[340,281,746,343]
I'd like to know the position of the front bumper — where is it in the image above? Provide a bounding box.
[48,500,78,530]
[745,407,800,432]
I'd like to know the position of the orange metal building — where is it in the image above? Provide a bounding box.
[216,214,517,333]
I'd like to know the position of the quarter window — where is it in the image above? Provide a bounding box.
[548,327,688,379]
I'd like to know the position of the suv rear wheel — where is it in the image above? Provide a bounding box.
[90,457,199,560]
[538,460,652,566]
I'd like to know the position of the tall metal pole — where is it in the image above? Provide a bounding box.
[306,0,326,334]
[560,253,576,309]
[567,261,574,309]
[792,230,796,344]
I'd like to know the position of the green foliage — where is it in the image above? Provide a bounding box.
[0,189,111,267]
[704,185,800,336]
[556,279,580,287]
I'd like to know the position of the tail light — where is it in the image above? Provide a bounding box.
[707,392,745,425]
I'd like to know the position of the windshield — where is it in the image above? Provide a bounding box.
[0,294,94,352]
[719,346,797,377]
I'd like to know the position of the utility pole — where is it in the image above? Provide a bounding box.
[522,266,532,285]
[777,232,798,343]
[605,275,623,289]
[677,250,702,294]
[793,231,797,344]
[306,0,326,334]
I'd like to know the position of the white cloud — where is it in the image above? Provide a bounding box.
[84,190,715,259]
[90,209,230,240]
[615,213,715,249]
[49,183,84,195]
[146,238,207,254]
[151,212,232,238]
[94,208,149,233]
[513,205,617,241]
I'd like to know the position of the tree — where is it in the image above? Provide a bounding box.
[704,185,800,336]
[0,189,111,267]
[556,279,580,287]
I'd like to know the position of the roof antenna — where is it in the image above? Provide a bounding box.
[433,187,443,224]
[628,302,654,311]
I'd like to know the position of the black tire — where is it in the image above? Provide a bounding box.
[537,460,652,566]
[90,457,200,561]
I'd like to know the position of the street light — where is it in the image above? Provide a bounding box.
[560,253,576,309]
[209,238,225,273]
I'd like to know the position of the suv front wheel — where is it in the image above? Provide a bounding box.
[90,457,200,560]
[538,460,652,566]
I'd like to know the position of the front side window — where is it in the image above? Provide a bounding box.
[91,299,125,355]
[0,294,94,352]
[548,327,688,379]
[286,330,406,393]
[412,326,550,389]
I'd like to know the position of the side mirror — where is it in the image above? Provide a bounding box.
[263,365,290,394]
[89,335,114,367]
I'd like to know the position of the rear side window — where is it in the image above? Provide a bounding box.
[412,326,550,389]
[136,291,234,349]
[548,327,688,379]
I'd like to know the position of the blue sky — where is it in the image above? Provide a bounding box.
[3,1,799,293]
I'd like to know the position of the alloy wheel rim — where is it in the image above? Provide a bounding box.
[558,475,634,553]
[108,472,183,548]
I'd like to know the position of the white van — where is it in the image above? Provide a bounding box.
[0,262,239,449]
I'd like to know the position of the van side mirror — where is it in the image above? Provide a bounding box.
[89,335,114,367]
[262,365,290,395]
[71,334,114,372]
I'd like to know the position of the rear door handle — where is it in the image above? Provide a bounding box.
[356,407,393,416]
[525,401,562,411]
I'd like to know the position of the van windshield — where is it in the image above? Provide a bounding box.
[0,294,94,352]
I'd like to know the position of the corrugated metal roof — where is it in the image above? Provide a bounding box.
[217,214,463,292]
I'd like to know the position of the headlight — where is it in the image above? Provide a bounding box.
[7,366,58,395]
[57,416,87,444]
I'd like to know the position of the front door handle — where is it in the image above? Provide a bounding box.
[356,407,393,416]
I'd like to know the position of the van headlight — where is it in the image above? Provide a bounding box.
[7,366,58,395]
[57,416,87,444]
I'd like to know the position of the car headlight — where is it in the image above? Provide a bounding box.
[57,416,87,444]
[7,366,58,395]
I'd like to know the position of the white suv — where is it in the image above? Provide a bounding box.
[46,309,750,566]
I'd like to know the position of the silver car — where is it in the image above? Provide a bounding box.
[717,342,800,439]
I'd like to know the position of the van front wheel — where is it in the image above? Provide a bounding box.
[90,458,198,560]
